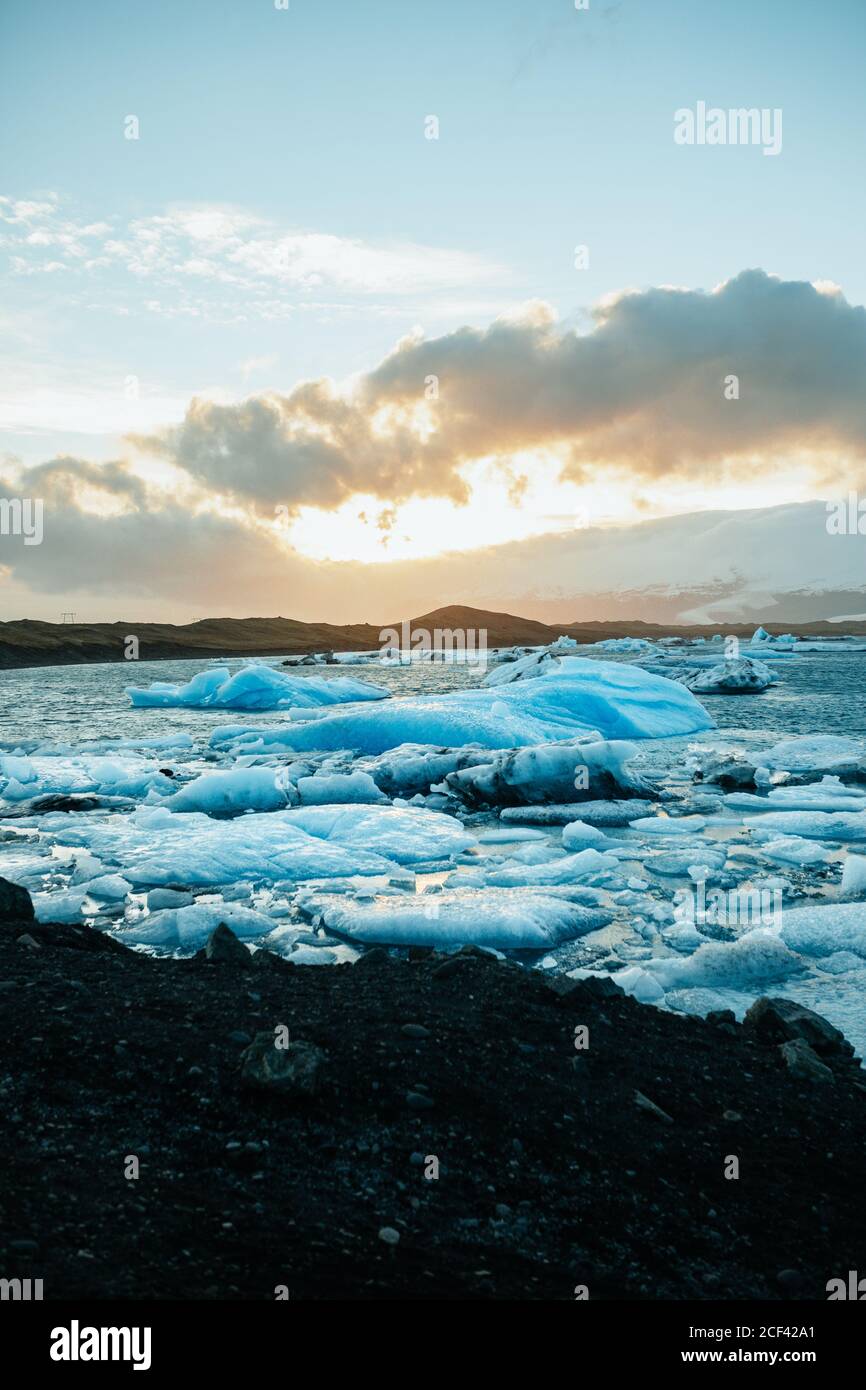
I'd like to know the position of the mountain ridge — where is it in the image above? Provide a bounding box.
[4,605,866,671]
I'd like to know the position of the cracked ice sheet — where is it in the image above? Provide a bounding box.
[28,804,477,888]
[208,657,715,757]
[300,887,612,949]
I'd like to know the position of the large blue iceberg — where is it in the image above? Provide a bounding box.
[210,657,715,755]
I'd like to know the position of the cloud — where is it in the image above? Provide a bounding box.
[0,455,318,608]
[6,269,866,618]
[361,271,866,477]
[1,195,506,305]
[132,383,467,515]
[125,271,866,521]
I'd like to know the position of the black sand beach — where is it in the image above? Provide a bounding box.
[2,882,864,1302]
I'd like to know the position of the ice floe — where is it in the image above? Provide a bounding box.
[298,887,612,949]
[780,902,866,959]
[30,804,477,888]
[679,658,776,693]
[126,663,388,711]
[0,752,176,806]
[743,810,866,840]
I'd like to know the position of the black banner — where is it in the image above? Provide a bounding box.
[2,1298,862,1374]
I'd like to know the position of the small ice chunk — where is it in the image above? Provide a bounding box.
[561,820,607,850]
[296,772,387,805]
[841,854,866,898]
[33,889,88,923]
[758,836,827,867]
[629,815,707,835]
[80,873,132,901]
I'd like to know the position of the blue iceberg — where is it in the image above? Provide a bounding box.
[126,663,388,711]
[210,657,715,756]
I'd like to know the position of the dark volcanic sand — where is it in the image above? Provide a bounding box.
[1,914,865,1302]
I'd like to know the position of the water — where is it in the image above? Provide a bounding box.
[0,654,487,746]
[3,648,866,747]
[693,651,866,738]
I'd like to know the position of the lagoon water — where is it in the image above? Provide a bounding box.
[3,648,866,744]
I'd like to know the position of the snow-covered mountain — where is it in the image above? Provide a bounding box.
[363,500,866,626]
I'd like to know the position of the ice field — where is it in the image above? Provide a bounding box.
[4,634,866,1050]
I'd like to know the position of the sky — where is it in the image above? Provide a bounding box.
[2,0,866,621]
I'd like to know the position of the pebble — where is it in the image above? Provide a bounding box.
[406,1091,434,1110]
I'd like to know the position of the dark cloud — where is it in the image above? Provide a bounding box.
[363,271,866,477]
[133,381,466,518]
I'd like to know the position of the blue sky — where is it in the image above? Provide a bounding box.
[2,0,866,617]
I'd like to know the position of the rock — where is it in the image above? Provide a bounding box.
[401,1024,431,1039]
[240,1035,327,1097]
[707,1009,737,1027]
[251,949,288,972]
[0,876,35,925]
[574,975,625,1000]
[29,793,103,813]
[406,1090,434,1110]
[16,934,41,950]
[204,923,252,968]
[548,974,624,1002]
[354,947,390,969]
[634,1090,674,1123]
[431,957,464,981]
[779,1039,835,1085]
[692,751,758,790]
[378,1226,400,1246]
[743,997,854,1062]
[777,1268,806,1293]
